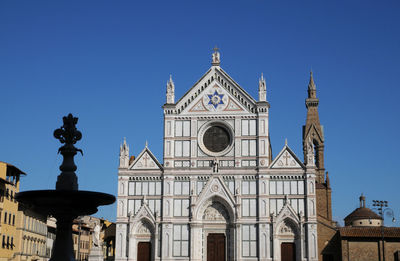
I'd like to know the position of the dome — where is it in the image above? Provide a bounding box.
[344,194,382,227]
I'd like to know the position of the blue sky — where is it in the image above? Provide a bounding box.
[1,1,399,223]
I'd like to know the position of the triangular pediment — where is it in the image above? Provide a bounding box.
[193,176,236,220]
[129,146,163,170]
[304,124,324,143]
[175,67,257,115]
[276,200,300,220]
[270,144,304,169]
[129,203,156,234]
[130,203,156,223]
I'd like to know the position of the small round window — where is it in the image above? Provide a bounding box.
[203,125,231,153]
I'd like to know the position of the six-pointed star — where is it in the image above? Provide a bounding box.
[208,91,224,108]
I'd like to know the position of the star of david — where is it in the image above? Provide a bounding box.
[208,91,224,109]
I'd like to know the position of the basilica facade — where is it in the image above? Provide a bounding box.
[115,50,324,261]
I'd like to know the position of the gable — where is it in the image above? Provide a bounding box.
[185,83,250,114]
[270,145,304,169]
[129,147,162,170]
[304,124,324,143]
[193,176,236,220]
[176,67,257,115]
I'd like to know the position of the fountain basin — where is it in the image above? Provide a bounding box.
[16,190,115,217]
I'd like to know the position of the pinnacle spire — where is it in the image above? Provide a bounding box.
[212,46,221,66]
[308,70,317,98]
[166,74,175,104]
[258,73,267,101]
[119,137,129,168]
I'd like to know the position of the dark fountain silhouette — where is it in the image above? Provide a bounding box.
[16,114,115,261]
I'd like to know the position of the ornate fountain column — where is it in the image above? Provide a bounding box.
[16,114,115,261]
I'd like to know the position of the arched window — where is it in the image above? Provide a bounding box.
[313,140,319,167]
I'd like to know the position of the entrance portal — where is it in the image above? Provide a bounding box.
[207,233,225,261]
[281,242,296,261]
[137,242,151,261]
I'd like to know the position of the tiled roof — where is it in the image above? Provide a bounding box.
[339,227,400,238]
[0,161,26,175]
[344,207,382,223]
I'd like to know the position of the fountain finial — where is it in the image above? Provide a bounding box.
[54,114,82,146]
[54,113,82,190]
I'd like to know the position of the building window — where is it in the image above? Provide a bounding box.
[202,125,231,153]
[173,224,189,257]
[174,140,190,157]
[148,199,161,216]
[12,215,15,226]
[173,199,190,216]
[242,180,256,195]
[175,121,190,137]
[128,181,162,196]
[241,140,257,156]
[6,236,9,249]
[241,119,256,136]
[269,180,304,195]
[8,213,11,225]
[2,235,5,248]
[242,224,257,257]
[269,198,305,215]
[174,181,190,195]
[224,179,235,195]
[197,180,207,194]
[4,212,7,223]
[242,199,257,217]
[10,237,13,249]
[128,199,141,216]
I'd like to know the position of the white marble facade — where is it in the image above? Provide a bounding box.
[116,50,318,261]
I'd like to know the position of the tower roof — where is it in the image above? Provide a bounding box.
[308,71,316,91]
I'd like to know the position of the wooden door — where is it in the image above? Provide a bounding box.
[281,242,296,261]
[207,233,225,261]
[137,242,151,261]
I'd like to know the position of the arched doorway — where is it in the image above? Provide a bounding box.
[278,218,299,261]
[131,219,154,261]
[202,200,231,261]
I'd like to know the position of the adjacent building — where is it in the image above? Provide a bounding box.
[0,161,25,260]
[14,206,48,261]
[335,195,400,261]
[116,50,323,261]
[104,221,116,261]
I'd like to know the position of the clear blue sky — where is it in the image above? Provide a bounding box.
[1,1,399,223]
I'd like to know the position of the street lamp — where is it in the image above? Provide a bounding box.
[372,200,396,261]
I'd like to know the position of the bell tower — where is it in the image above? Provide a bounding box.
[303,71,325,183]
[303,71,336,260]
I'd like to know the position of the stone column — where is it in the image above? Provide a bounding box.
[190,222,202,261]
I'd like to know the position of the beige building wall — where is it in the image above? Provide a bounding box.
[14,209,48,261]
[340,239,400,261]
[0,162,24,261]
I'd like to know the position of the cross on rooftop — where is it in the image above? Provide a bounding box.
[143,153,150,167]
[283,152,291,166]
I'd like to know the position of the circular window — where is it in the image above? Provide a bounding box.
[203,126,230,152]
[198,121,233,156]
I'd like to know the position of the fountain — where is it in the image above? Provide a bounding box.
[16,114,115,261]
